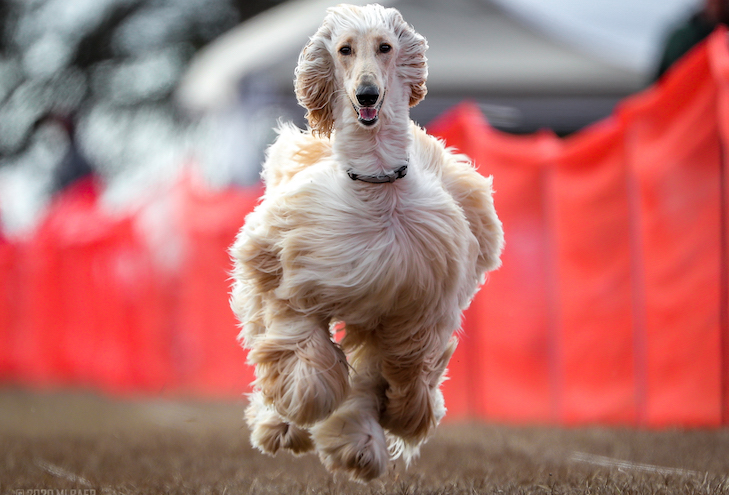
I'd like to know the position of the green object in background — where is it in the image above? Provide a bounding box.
[655,12,716,79]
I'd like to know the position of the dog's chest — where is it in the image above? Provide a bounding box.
[277,180,471,316]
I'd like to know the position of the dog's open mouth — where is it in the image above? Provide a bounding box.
[352,93,385,126]
[358,106,379,125]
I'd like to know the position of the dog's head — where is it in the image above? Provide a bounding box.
[294,4,428,137]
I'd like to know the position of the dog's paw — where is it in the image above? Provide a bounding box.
[312,407,389,482]
[245,392,314,455]
[250,419,315,455]
[380,383,436,444]
[250,330,349,426]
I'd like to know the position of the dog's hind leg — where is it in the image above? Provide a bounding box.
[248,304,349,427]
[245,390,315,455]
[311,345,390,482]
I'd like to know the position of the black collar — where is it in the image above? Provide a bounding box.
[347,161,408,184]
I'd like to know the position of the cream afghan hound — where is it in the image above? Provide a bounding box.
[230,3,504,482]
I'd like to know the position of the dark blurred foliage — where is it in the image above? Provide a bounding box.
[0,0,288,234]
[0,0,286,160]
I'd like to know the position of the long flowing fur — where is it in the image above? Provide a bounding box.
[230,3,504,483]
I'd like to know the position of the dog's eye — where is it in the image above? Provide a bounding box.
[339,45,352,56]
[379,43,392,53]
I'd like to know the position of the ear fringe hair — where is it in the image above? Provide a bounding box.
[294,22,336,137]
[389,10,428,107]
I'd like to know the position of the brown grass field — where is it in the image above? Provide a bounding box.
[1,391,728,494]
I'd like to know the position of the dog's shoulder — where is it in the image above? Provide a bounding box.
[409,122,473,177]
[411,121,495,217]
[262,122,333,191]
[410,122,503,275]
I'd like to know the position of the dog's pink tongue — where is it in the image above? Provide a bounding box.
[359,107,378,121]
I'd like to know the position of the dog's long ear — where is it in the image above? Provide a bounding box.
[391,10,428,107]
[295,22,335,137]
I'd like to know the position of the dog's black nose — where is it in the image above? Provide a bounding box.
[356,85,379,106]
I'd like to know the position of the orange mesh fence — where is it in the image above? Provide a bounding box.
[433,28,729,427]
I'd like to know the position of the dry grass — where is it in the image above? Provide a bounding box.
[1,391,728,494]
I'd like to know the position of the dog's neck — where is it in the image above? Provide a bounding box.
[332,102,411,178]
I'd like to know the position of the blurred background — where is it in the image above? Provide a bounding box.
[0,0,703,235]
[1,0,727,428]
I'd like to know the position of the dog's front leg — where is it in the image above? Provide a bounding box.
[379,331,457,447]
[311,346,390,482]
[248,304,349,426]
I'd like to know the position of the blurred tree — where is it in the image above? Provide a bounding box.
[0,0,286,158]
[0,0,286,234]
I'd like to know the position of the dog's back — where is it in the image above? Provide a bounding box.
[260,123,332,192]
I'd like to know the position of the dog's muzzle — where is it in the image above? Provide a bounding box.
[352,85,384,126]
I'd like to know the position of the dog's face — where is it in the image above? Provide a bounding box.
[333,26,396,129]
[295,4,428,137]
